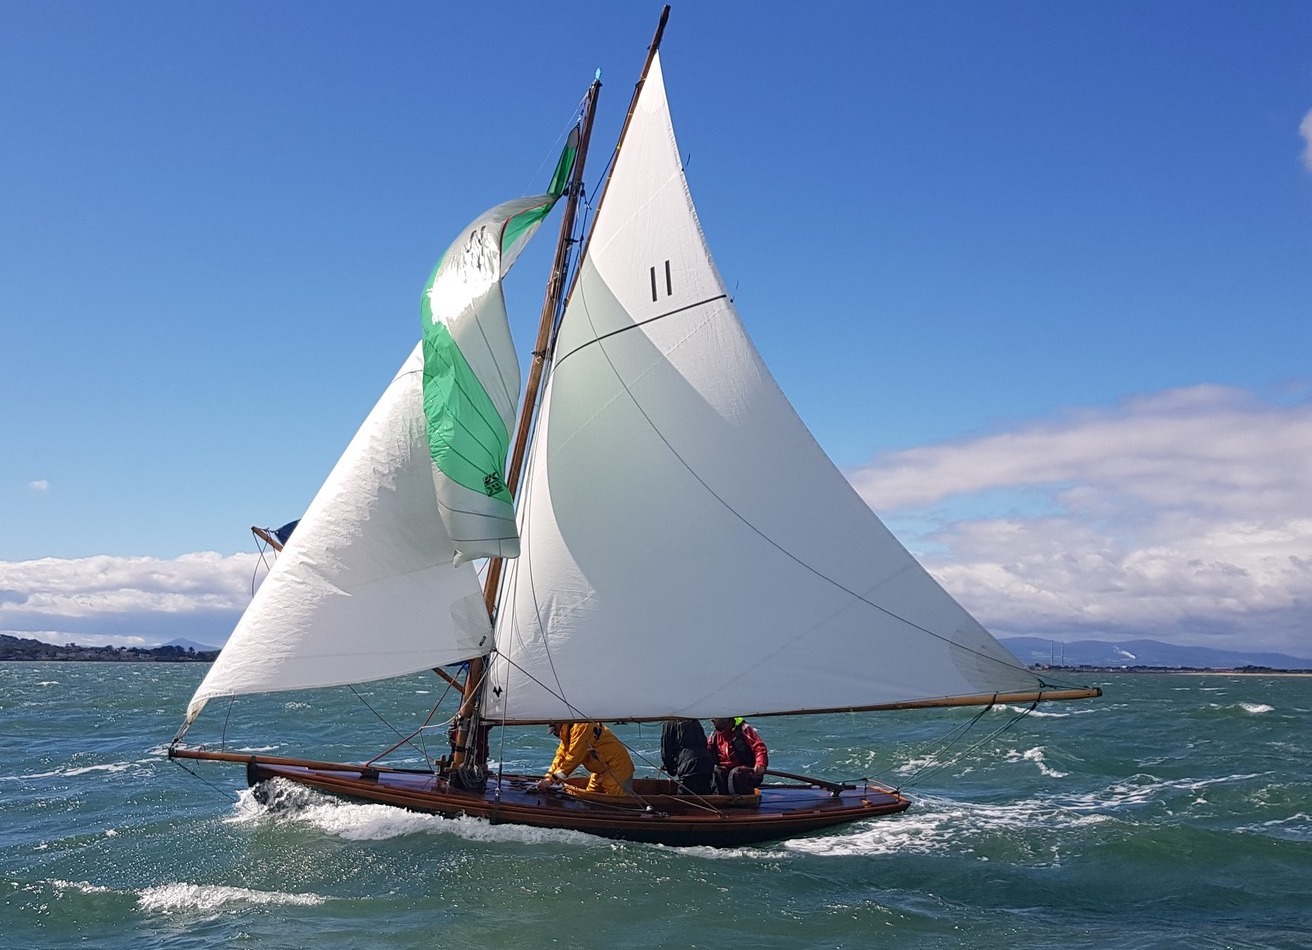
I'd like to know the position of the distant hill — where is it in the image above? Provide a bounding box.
[0,634,219,663]
[1003,637,1312,671]
[160,637,221,653]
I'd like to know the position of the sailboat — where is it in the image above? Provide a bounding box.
[169,8,1100,848]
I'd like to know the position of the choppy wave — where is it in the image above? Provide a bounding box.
[1004,745,1069,778]
[2,759,152,781]
[1241,812,1312,843]
[47,879,115,894]
[783,791,1110,859]
[138,882,327,913]
[5,666,1311,948]
[994,703,1071,719]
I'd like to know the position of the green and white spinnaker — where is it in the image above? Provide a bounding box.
[421,133,577,564]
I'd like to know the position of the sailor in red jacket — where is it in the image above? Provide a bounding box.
[708,717,768,795]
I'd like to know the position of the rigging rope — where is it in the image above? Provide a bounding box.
[170,756,244,806]
[364,677,459,769]
[893,699,1039,791]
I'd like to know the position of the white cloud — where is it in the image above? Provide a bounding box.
[848,384,1312,656]
[1302,108,1312,173]
[28,480,49,492]
[0,551,266,648]
[3,383,1309,659]
[17,630,154,650]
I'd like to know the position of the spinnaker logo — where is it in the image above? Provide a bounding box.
[483,472,506,497]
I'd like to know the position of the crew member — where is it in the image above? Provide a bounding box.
[708,716,768,795]
[660,718,714,795]
[536,721,635,795]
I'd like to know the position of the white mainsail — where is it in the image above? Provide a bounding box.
[484,53,1039,723]
[183,345,491,728]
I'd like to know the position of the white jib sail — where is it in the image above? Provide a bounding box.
[484,53,1039,723]
[184,345,491,728]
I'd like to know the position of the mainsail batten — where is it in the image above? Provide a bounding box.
[484,52,1043,723]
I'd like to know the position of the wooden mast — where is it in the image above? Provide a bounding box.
[447,79,603,777]
[477,78,602,622]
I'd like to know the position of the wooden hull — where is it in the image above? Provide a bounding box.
[172,749,910,847]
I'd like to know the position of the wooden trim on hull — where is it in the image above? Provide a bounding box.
[171,748,910,847]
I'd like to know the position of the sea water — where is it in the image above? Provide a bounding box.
[2,662,1309,949]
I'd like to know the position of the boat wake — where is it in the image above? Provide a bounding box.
[229,779,612,849]
[783,790,1111,859]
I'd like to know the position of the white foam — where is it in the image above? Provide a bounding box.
[4,760,144,781]
[995,704,1071,719]
[138,882,326,914]
[48,879,114,895]
[1206,702,1275,715]
[1243,812,1312,842]
[229,780,611,849]
[1004,746,1069,779]
[892,753,943,776]
[668,843,789,861]
[783,791,1110,859]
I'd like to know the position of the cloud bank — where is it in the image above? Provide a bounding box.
[2,384,1308,657]
[0,552,267,649]
[849,384,1311,655]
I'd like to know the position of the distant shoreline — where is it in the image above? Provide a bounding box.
[1033,664,1312,678]
[0,634,218,663]
[3,635,1308,678]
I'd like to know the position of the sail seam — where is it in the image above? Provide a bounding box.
[551,293,728,368]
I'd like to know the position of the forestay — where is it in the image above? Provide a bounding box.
[484,53,1040,724]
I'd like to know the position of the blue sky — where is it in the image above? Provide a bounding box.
[3,2,1310,655]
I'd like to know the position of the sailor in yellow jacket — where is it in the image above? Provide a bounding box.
[535,721,635,795]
